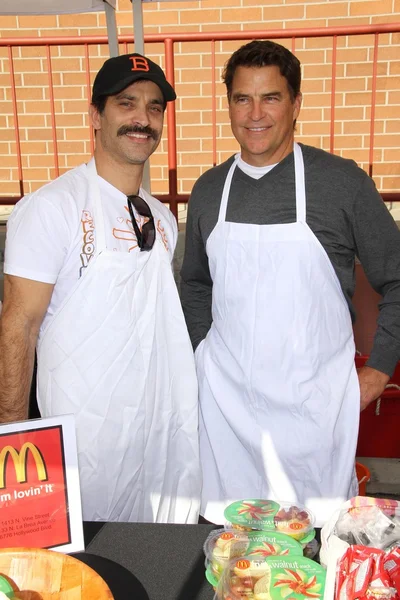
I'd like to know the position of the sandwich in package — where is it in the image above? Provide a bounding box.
[223,499,320,559]
[213,554,326,600]
[320,496,400,600]
[224,499,316,543]
[204,527,304,585]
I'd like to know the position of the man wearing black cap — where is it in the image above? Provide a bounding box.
[0,54,201,523]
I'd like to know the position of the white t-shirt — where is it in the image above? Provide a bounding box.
[4,161,178,335]
[237,155,278,179]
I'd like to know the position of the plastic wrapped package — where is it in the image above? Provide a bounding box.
[203,528,303,585]
[321,497,400,600]
[214,555,326,600]
[335,545,400,600]
[223,499,319,559]
[224,499,316,543]
[335,505,400,550]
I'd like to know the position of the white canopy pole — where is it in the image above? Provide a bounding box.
[131,0,151,192]
[132,0,145,55]
[104,1,119,57]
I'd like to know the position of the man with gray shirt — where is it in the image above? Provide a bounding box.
[181,40,400,526]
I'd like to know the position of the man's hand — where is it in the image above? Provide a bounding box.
[357,365,390,411]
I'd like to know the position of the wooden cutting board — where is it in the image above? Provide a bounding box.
[0,547,114,599]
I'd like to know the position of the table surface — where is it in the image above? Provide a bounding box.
[83,522,217,600]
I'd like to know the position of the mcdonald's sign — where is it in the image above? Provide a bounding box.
[0,443,48,490]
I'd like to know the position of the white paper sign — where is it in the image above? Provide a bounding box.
[0,415,84,553]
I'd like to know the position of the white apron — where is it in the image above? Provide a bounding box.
[37,159,201,523]
[196,143,359,527]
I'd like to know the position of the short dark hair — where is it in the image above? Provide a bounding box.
[92,95,107,115]
[222,40,301,101]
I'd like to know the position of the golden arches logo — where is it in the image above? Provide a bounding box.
[0,443,48,489]
[236,559,251,570]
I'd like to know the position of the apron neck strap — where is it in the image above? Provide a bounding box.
[218,154,240,223]
[86,157,107,251]
[218,144,306,224]
[293,142,306,223]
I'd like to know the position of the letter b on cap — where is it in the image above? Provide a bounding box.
[129,56,150,72]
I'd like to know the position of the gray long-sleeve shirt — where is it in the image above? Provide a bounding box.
[181,143,400,377]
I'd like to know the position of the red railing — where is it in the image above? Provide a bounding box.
[1,23,400,216]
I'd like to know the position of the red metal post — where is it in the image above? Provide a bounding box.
[7,46,24,199]
[1,23,399,47]
[46,45,59,178]
[211,39,217,167]
[369,33,379,178]
[84,44,95,156]
[330,36,337,154]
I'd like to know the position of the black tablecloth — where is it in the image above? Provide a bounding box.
[80,522,321,600]
[81,521,217,600]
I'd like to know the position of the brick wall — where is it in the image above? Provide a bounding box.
[0,0,399,221]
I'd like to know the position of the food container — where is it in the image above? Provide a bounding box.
[215,554,326,600]
[273,502,316,544]
[224,499,316,543]
[224,499,280,532]
[0,574,14,599]
[204,528,303,582]
[205,565,219,590]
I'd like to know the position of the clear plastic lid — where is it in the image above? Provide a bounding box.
[273,502,315,542]
[215,555,326,600]
[205,566,219,589]
[224,499,315,542]
[204,528,304,582]
[224,499,279,531]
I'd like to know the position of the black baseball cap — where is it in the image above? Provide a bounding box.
[92,53,176,104]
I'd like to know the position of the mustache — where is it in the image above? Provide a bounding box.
[117,125,158,141]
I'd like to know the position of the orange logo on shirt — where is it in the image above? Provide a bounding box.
[129,56,150,72]
[80,210,95,277]
[156,220,169,252]
[112,206,147,252]
[112,207,169,254]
